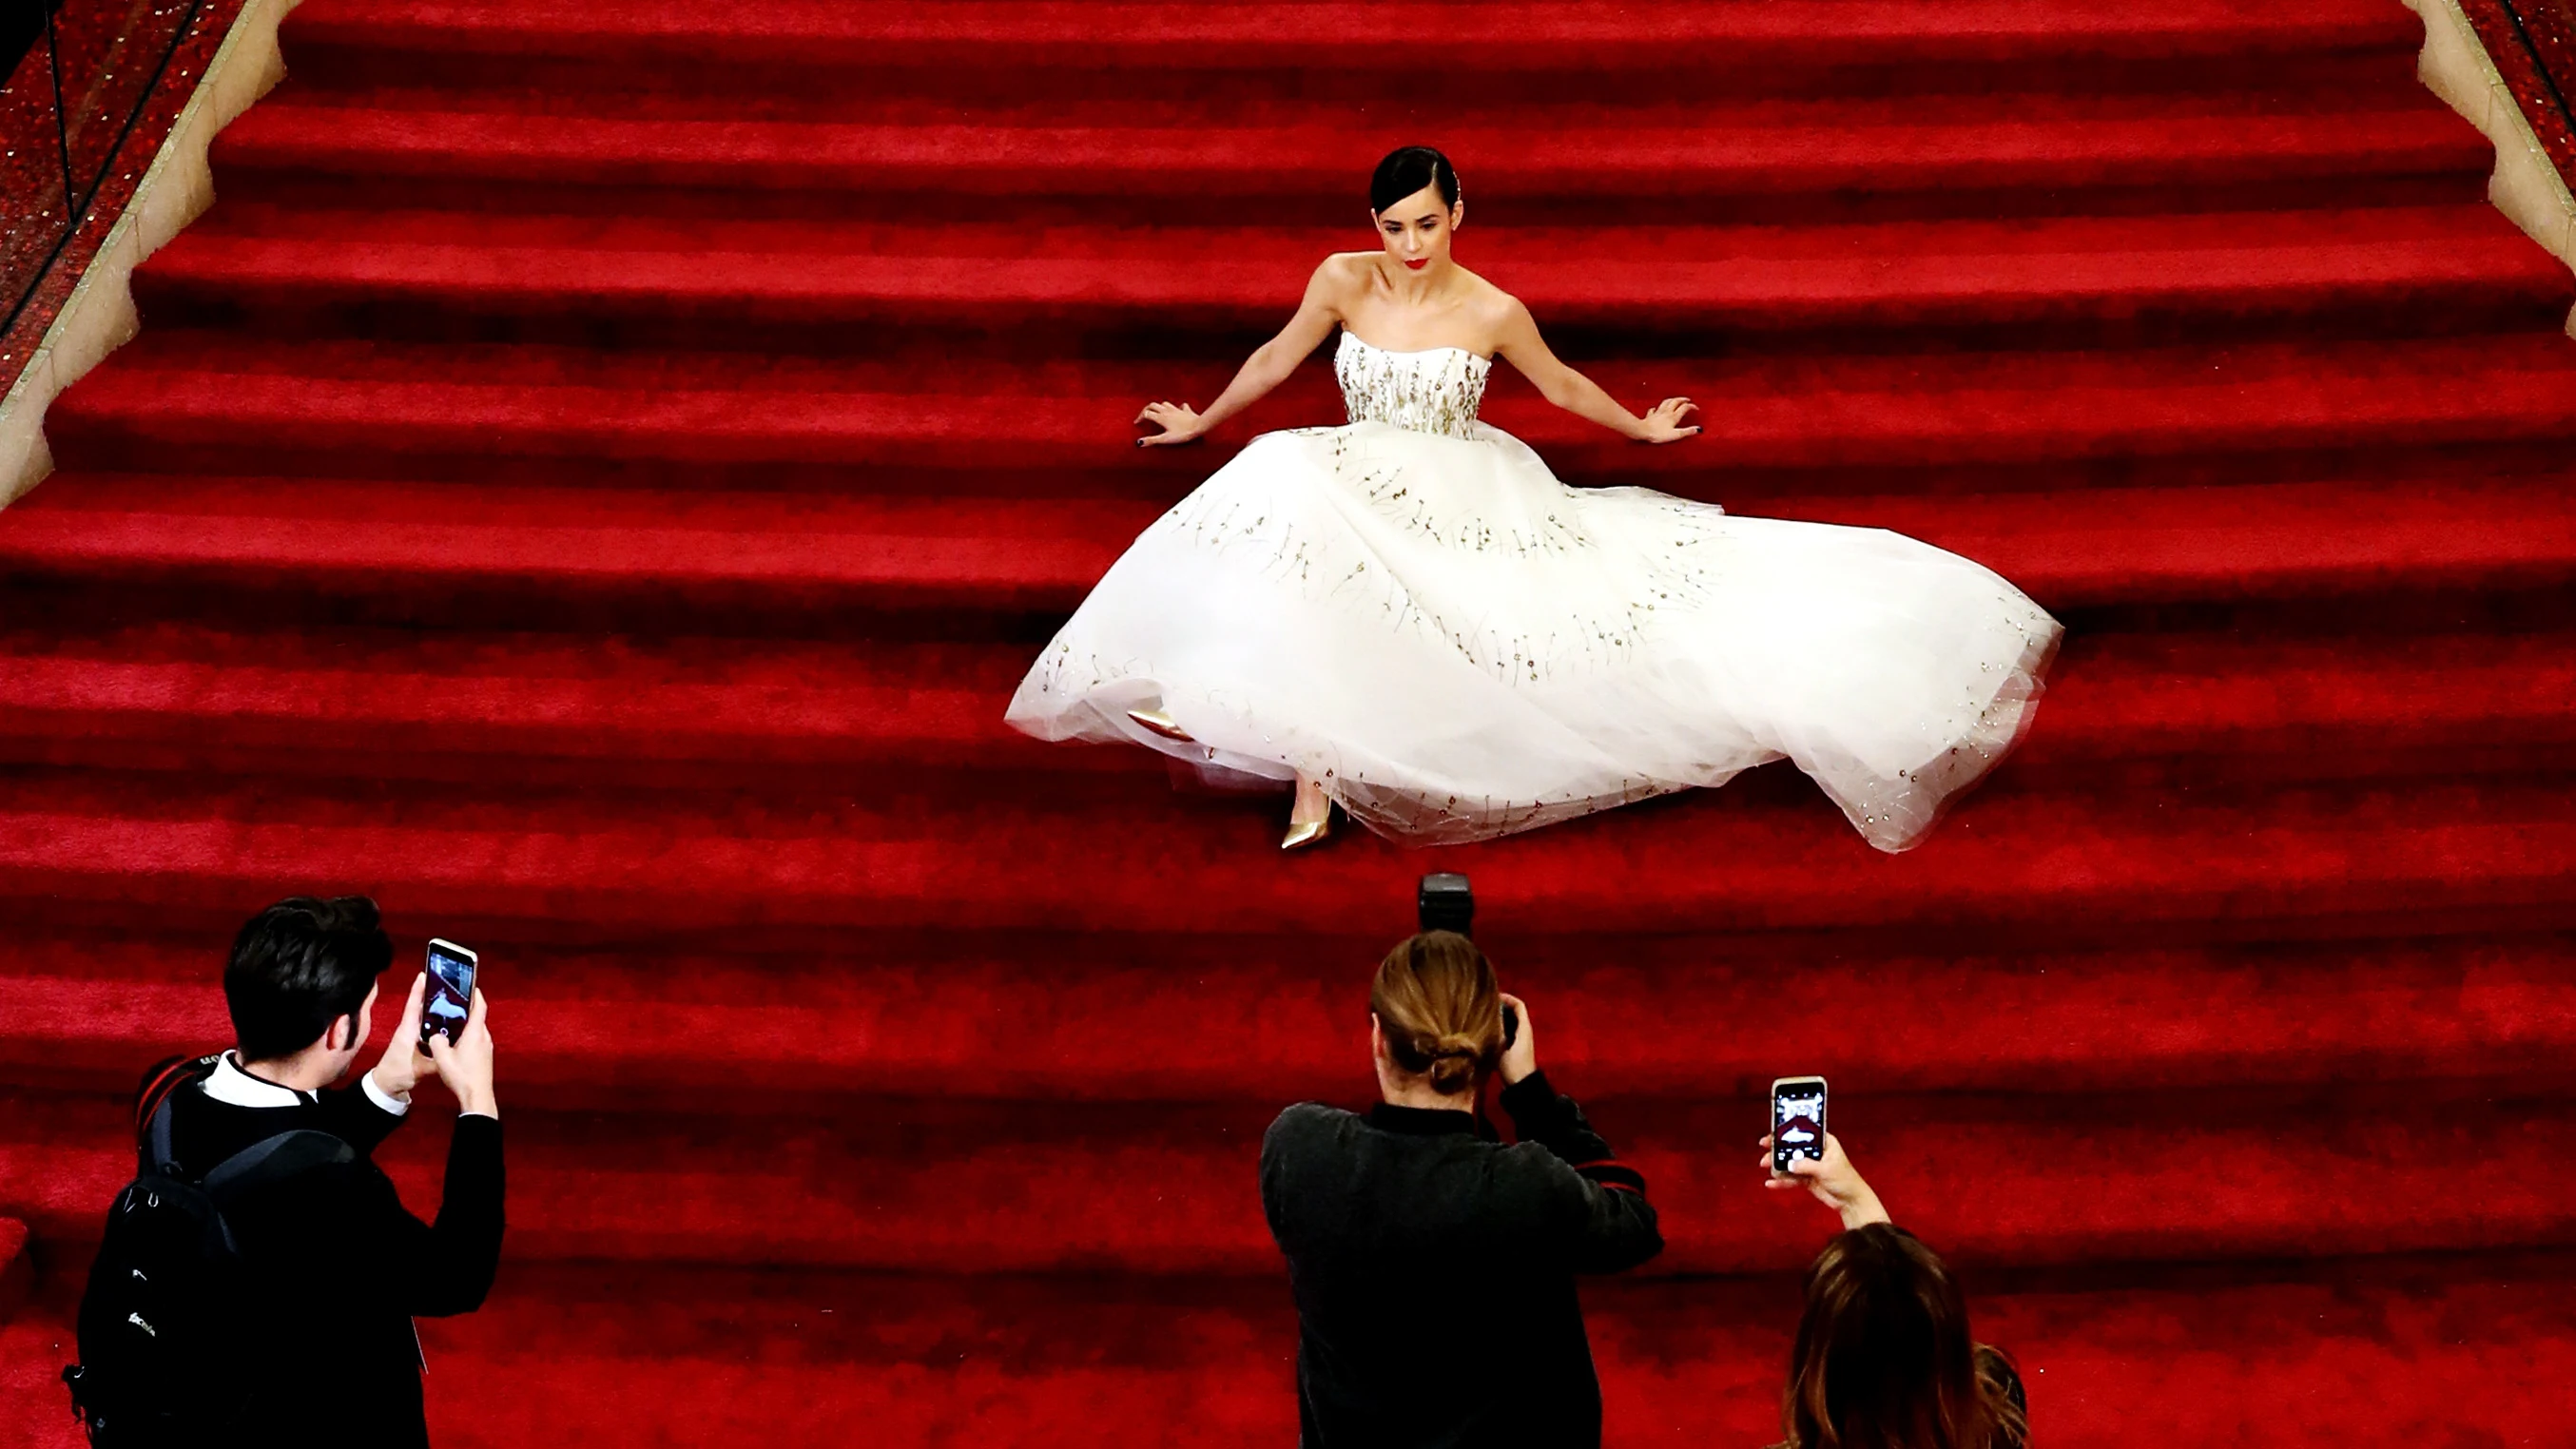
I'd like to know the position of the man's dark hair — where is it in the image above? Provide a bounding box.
[224,896,395,1060]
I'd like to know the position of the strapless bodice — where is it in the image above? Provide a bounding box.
[1334,331,1491,439]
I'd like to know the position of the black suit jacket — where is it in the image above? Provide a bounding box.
[155,1059,505,1448]
[1260,1071,1664,1449]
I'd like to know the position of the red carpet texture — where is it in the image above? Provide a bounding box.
[6,2,2576,1443]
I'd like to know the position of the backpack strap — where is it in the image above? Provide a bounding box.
[133,1053,221,1138]
[201,1130,357,1204]
[132,1054,223,1179]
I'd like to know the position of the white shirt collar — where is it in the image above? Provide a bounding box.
[203,1053,317,1109]
[205,1050,415,1117]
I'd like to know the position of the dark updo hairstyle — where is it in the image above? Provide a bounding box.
[1782,1224,2029,1449]
[224,895,395,1060]
[1369,145,1462,216]
[1370,930,1503,1095]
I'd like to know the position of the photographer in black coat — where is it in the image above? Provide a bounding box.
[153,897,503,1446]
[1260,931,1663,1449]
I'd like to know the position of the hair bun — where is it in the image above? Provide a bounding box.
[1370,931,1504,1097]
[1424,1032,1483,1093]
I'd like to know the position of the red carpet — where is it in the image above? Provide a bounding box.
[6,2,2576,1443]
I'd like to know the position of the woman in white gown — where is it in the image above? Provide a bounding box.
[1006,147,2060,852]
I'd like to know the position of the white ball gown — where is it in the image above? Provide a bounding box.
[1006,332,2061,851]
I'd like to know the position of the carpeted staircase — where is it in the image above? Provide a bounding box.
[5,2,2576,1442]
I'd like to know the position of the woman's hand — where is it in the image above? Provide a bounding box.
[1496,993,1538,1085]
[1135,400,1207,447]
[1760,1130,1890,1230]
[1633,397,1700,444]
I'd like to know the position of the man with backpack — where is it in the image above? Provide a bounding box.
[65,896,504,1447]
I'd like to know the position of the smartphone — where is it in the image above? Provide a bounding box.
[1772,1076,1827,1175]
[421,938,477,1048]
[1501,1002,1519,1051]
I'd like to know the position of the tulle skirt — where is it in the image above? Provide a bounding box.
[1006,420,2059,851]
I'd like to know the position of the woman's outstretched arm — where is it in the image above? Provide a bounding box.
[1136,260,1347,446]
[1761,1130,1893,1230]
[1493,297,1698,444]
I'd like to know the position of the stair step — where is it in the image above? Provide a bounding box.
[10,1250,2571,1445]
[5,929,2567,1103]
[207,99,2488,224]
[133,204,2571,354]
[279,0,2424,79]
[259,1,2437,133]
[44,333,2576,495]
[7,474,2572,630]
[0,625,2566,787]
[0,764,2567,943]
[7,1080,2569,1272]
[0,478,1131,621]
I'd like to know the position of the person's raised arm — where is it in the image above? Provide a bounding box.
[281,987,502,1320]
[331,973,432,1140]
[1761,1130,1891,1231]
[1494,994,1663,1273]
[402,987,504,1316]
[425,986,498,1122]
[302,974,427,1151]
[1492,297,1697,445]
[1135,258,1348,447]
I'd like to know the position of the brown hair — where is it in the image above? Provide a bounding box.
[1370,931,1503,1095]
[1782,1225,2028,1449]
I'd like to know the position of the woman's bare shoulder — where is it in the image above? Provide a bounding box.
[1458,271,1533,339]
[1315,251,1380,291]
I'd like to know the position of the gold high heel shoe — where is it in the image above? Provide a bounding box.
[1281,781,1335,851]
[1127,707,1195,743]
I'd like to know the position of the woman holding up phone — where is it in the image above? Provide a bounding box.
[1759,1130,2030,1449]
[1260,931,1663,1447]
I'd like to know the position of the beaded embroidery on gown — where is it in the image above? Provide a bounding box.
[1006,330,2060,850]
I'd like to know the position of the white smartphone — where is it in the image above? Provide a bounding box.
[1772,1075,1828,1175]
[421,938,478,1047]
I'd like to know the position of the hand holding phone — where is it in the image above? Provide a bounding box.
[1496,993,1537,1084]
[1761,1076,1888,1230]
[424,985,497,1120]
[1760,1130,1888,1229]
[367,973,436,1101]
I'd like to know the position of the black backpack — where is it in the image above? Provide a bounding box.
[61,1055,355,1447]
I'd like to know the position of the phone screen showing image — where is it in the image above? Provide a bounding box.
[422,939,476,1047]
[1772,1078,1827,1175]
